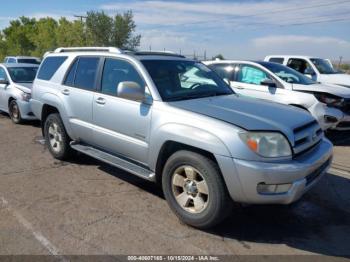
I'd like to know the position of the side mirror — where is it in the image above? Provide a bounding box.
[260,79,276,88]
[0,78,9,85]
[117,81,145,102]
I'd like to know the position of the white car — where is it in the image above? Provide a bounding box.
[4,56,41,65]
[204,60,350,130]
[264,55,350,88]
[0,63,38,123]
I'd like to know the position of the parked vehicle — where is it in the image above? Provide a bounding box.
[31,47,333,228]
[4,56,41,65]
[264,55,350,87]
[0,63,39,123]
[204,60,350,131]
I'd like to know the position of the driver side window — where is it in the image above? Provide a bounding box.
[237,65,269,85]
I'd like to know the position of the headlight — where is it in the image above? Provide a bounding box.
[314,92,344,106]
[21,92,31,102]
[239,132,292,158]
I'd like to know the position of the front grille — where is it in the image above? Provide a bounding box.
[305,158,331,186]
[293,120,323,157]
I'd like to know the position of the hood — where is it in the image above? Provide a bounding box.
[13,83,32,93]
[318,73,350,87]
[292,83,350,98]
[169,95,315,141]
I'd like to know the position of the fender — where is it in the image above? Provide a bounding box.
[40,93,75,138]
[148,123,232,170]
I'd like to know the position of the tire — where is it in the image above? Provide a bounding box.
[44,113,72,160]
[162,150,232,229]
[9,100,23,124]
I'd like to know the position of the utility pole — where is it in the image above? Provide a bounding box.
[74,15,88,45]
[338,56,343,69]
[74,15,87,23]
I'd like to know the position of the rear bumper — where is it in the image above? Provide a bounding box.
[29,99,43,120]
[216,138,333,204]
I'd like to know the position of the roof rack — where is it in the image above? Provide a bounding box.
[54,47,122,54]
[126,50,185,58]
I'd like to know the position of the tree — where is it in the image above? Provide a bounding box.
[30,18,58,57]
[0,10,141,60]
[111,11,140,50]
[212,54,225,60]
[85,11,113,46]
[85,10,141,50]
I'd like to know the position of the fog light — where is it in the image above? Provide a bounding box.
[324,115,338,123]
[257,183,292,194]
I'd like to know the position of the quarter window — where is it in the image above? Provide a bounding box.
[237,65,269,85]
[74,57,100,90]
[101,58,144,96]
[37,56,67,80]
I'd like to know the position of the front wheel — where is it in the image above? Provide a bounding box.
[44,113,72,160]
[162,150,232,229]
[9,100,23,124]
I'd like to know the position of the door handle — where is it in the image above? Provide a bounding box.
[62,89,70,95]
[236,86,244,89]
[95,97,106,105]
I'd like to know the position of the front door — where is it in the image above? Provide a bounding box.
[0,67,9,111]
[92,58,152,164]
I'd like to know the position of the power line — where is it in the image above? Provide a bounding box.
[180,0,350,27]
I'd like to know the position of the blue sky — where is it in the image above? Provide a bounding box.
[1,0,350,61]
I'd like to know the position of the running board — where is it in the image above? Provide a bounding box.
[70,142,156,182]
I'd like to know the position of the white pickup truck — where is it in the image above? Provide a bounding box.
[264,55,350,88]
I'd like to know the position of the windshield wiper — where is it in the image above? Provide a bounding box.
[167,91,231,102]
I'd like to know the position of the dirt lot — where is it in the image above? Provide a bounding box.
[0,113,350,257]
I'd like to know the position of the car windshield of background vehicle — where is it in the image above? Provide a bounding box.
[8,67,38,83]
[260,62,316,85]
[141,60,233,101]
[17,59,41,65]
[310,58,340,74]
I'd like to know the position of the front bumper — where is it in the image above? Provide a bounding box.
[309,103,343,130]
[17,100,37,120]
[334,113,350,131]
[216,138,333,204]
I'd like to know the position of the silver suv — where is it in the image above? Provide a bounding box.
[31,47,333,228]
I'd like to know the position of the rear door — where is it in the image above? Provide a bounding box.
[92,57,152,164]
[61,56,101,143]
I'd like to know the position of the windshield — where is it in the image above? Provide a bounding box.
[8,67,38,83]
[17,59,41,65]
[310,58,339,74]
[141,60,233,101]
[259,62,316,85]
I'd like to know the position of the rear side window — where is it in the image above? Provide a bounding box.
[37,56,67,80]
[269,58,284,64]
[74,57,100,90]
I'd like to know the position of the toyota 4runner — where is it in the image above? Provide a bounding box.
[31,47,333,228]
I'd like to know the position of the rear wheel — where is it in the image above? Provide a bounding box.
[162,150,232,229]
[44,113,72,160]
[9,100,23,124]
